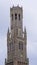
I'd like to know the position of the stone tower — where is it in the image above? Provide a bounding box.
[5,6,29,65]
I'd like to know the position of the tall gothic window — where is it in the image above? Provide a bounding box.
[19,41,23,50]
[15,13,17,20]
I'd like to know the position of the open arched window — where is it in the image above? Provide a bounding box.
[11,14,13,20]
[15,13,17,20]
[18,14,20,20]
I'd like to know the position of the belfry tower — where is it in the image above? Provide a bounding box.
[5,6,29,65]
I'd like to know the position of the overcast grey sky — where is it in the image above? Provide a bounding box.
[0,0,37,65]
